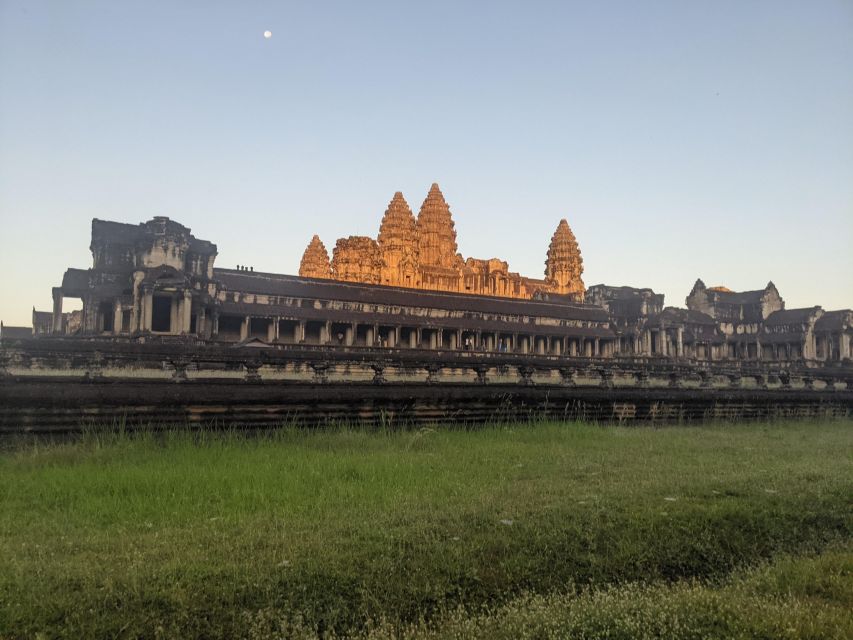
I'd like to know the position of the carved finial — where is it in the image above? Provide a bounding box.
[544,219,584,299]
[298,235,332,279]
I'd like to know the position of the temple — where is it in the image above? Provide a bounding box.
[3,185,852,365]
[299,183,586,300]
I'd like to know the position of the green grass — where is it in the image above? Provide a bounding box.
[1,420,851,638]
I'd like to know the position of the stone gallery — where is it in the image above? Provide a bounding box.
[7,184,853,364]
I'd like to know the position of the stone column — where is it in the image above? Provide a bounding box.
[409,329,417,348]
[267,320,276,343]
[51,288,64,334]
[594,338,600,357]
[240,316,250,341]
[169,295,180,334]
[366,326,374,346]
[143,288,153,332]
[212,310,220,337]
[676,327,684,357]
[182,291,192,334]
[298,321,306,343]
[345,324,354,346]
[113,300,122,335]
[273,317,280,342]
[198,308,207,337]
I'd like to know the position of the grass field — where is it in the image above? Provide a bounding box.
[1,420,851,639]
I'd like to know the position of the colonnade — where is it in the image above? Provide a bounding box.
[216,314,617,357]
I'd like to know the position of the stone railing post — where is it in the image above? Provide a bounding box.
[474,364,488,385]
[170,358,188,382]
[559,367,576,387]
[243,360,262,383]
[371,363,386,385]
[425,364,441,384]
[820,377,836,392]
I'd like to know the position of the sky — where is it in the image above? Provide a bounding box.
[0,0,851,326]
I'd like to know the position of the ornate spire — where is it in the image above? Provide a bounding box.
[378,192,419,287]
[298,235,331,279]
[416,183,460,269]
[545,219,585,299]
[331,236,383,284]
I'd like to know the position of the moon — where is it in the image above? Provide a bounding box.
[263,30,272,39]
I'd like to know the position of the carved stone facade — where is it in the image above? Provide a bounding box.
[299,183,586,302]
[330,236,383,284]
[377,192,419,288]
[9,196,851,367]
[46,217,219,337]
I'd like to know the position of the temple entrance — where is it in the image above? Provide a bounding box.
[217,315,242,341]
[98,301,114,333]
[249,318,270,340]
[151,296,172,332]
[278,319,299,343]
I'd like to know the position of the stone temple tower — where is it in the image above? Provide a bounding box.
[331,236,383,284]
[298,235,332,279]
[416,183,460,269]
[545,219,585,300]
[377,192,420,288]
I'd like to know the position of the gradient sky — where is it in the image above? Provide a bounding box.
[1,0,851,326]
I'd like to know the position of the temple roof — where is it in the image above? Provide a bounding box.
[0,325,32,340]
[647,307,717,325]
[215,269,609,322]
[587,284,660,299]
[815,309,853,331]
[710,289,767,304]
[60,268,90,295]
[764,307,822,326]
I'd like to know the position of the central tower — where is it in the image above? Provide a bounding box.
[416,183,460,269]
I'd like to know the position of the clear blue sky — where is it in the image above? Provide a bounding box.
[1,0,851,326]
